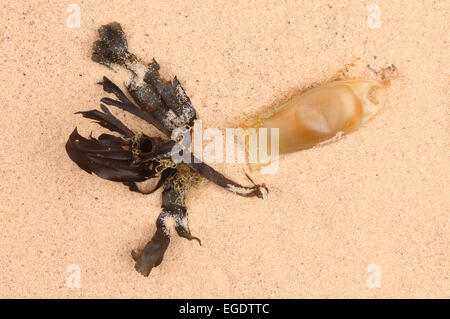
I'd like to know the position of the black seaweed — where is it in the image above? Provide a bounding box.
[66,22,268,276]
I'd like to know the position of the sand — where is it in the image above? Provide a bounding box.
[0,0,448,298]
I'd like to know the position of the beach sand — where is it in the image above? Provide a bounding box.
[0,0,448,298]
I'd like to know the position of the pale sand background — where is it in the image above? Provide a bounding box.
[0,0,448,298]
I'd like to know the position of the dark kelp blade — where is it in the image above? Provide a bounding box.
[123,167,176,195]
[132,172,201,276]
[187,154,268,199]
[132,212,171,277]
[100,77,171,136]
[76,104,134,138]
[66,128,149,182]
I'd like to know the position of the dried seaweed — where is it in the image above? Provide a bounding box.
[66,22,268,276]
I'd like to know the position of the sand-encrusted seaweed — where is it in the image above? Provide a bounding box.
[66,22,268,276]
